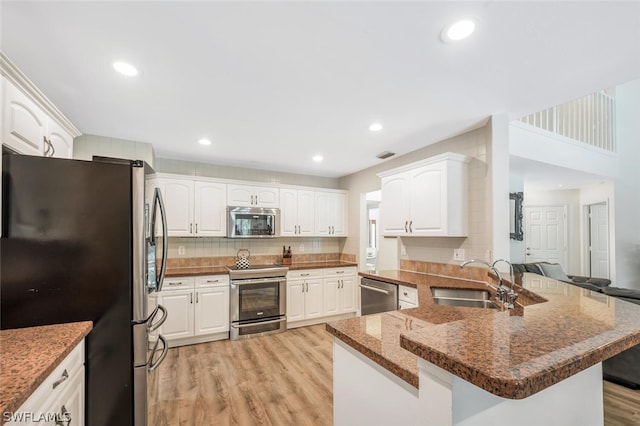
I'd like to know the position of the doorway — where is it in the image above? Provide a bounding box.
[586,202,610,279]
[365,191,381,270]
[524,205,568,269]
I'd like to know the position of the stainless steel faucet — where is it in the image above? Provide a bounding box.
[492,259,518,309]
[460,258,515,309]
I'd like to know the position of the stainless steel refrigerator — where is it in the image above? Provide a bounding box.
[1,153,169,426]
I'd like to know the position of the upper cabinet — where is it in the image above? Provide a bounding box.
[280,188,315,237]
[378,152,470,237]
[227,184,279,208]
[315,190,347,237]
[157,176,226,237]
[1,54,80,158]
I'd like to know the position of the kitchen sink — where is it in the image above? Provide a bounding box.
[430,287,498,309]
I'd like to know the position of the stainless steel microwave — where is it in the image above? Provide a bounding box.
[227,206,280,238]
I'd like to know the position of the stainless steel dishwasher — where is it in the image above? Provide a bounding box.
[360,277,398,315]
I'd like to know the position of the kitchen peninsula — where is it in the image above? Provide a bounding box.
[327,269,640,426]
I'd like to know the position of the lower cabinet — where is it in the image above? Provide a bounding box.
[6,341,85,426]
[150,275,230,347]
[398,285,418,310]
[287,267,357,328]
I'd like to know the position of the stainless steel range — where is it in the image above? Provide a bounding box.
[229,265,288,340]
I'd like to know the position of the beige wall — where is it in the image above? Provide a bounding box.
[73,134,156,167]
[339,124,493,268]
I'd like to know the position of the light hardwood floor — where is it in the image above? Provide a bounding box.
[149,324,640,425]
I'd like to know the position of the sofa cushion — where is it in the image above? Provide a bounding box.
[586,277,612,287]
[601,287,640,302]
[536,262,572,282]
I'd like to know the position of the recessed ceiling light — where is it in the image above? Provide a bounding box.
[312,155,323,162]
[198,138,212,146]
[369,122,383,132]
[113,61,139,76]
[441,18,476,43]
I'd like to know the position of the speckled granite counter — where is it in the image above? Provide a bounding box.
[165,261,357,277]
[326,270,640,399]
[0,322,92,418]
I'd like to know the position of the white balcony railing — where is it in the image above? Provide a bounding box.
[520,91,616,152]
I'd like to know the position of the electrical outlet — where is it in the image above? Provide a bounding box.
[178,245,186,256]
[400,244,407,256]
[453,249,465,261]
[299,244,305,252]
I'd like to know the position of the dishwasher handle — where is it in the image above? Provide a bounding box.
[359,283,391,295]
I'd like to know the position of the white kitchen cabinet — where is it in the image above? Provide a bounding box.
[227,184,279,208]
[398,285,418,310]
[286,269,324,324]
[315,190,347,236]
[151,275,230,347]
[323,267,358,316]
[280,188,315,237]
[5,341,85,426]
[1,59,80,158]
[2,77,47,156]
[157,177,226,237]
[378,152,470,237]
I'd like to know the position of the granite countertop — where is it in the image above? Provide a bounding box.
[326,270,640,399]
[0,322,93,418]
[165,261,357,277]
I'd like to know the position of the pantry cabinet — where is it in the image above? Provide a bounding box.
[149,275,230,347]
[156,177,226,237]
[227,184,279,208]
[1,56,80,158]
[378,152,470,237]
[315,190,347,236]
[280,188,315,237]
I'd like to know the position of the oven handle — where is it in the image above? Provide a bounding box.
[359,284,391,295]
[230,317,287,328]
[230,277,286,285]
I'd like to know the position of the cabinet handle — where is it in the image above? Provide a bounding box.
[48,138,55,157]
[196,292,199,303]
[190,293,193,304]
[167,281,183,286]
[206,279,219,283]
[301,273,310,277]
[195,223,198,233]
[52,369,69,389]
[301,283,305,293]
[336,270,345,274]
[305,282,309,292]
[255,195,258,205]
[404,221,409,233]
[43,136,51,156]
[54,405,70,426]
[190,223,193,233]
[409,220,413,233]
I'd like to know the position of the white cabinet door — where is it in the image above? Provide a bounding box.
[46,119,74,159]
[2,78,46,156]
[228,184,279,207]
[339,276,357,314]
[331,192,347,236]
[297,190,315,236]
[280,188,299,236]
[159,179,194,236]
[194,181,226,236]
[287,280,305,322]
[157,289,194,340]
[194,287,229,336]
[410,163,446,236]
[380,172,411,235]
[46,367,84,426]
[304,278,324,319]
[323,278,340,316]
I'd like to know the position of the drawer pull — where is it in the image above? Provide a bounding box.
[336,271,345,274]
[167,281,183,286]
[404,292,409,296]
[206,279,219,283]
[52,369,69,389]
[300,273,310,276]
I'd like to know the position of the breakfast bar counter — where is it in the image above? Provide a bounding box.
[326,270,640,425]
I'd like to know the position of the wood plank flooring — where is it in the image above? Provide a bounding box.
[149,324,640,425]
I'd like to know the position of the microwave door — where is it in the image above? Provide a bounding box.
[149,188,168,292]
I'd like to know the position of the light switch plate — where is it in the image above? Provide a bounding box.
[178,245,186,256]
[453,249,465,261]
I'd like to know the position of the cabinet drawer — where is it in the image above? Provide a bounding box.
[323,267,356,277]
[398,300,417,310]
[398,285,418,305]
[195,275,229,288]
[162,276,195,290]
[287,269,323,280]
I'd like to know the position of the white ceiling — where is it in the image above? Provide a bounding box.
[2,1,639,178]
[509,156,610,191]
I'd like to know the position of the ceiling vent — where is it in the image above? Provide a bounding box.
[376,151,395,160]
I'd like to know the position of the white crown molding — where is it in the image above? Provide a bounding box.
[376,152,471,178]
[1,51,81,138]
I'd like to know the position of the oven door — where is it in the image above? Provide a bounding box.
[230,277,286,321]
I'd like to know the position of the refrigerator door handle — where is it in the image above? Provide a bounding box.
[151,188,169,292]
[147,304,168,333]
[148,335,168,372]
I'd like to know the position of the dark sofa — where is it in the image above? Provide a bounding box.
[513,262,640,389]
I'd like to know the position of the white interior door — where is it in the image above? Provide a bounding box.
[588,203,610,279]
[524,206,567,269]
